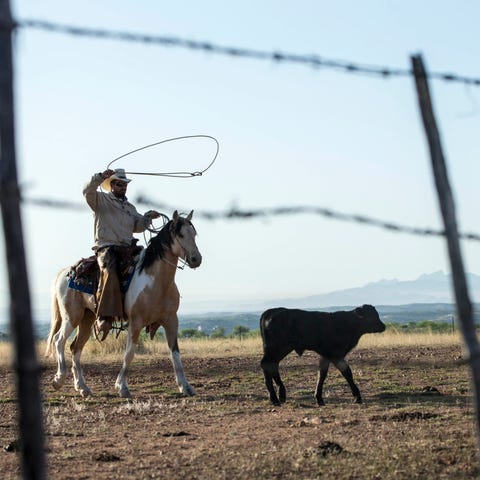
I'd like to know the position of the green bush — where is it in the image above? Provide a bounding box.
[385,320,455,333]
[210,327,226,339]
[230,325,250,339]
[179,328,207,339]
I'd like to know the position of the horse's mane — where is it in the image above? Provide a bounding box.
[139,217,189,272]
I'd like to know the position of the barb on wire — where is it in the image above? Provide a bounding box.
[134,195,480,242]
[23,196,84,210]
[9,19,480,87]
[22,194,480,241]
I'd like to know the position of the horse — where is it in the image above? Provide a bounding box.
[45,210,202,398]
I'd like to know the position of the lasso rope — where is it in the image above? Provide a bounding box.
[103,135,215,250]
[106,134,219,178]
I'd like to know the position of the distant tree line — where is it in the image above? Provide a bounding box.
[182,320,468,338]
[2,319,476,344]
[178,325,259,339]
[385,320,466,333]
[136,320,479,341]
[139,325,260,340]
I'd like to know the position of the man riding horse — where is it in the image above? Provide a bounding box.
[83,168,161,340]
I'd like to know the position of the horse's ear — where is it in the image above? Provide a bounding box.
[171,210,179,230]
[186,210,193,221]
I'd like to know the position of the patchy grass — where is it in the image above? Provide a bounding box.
[358,329,462,348]
[0,341,478,479]
[0,329,463,366]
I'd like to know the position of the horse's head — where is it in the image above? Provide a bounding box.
[170,210,202,268]
[140,210,202,272]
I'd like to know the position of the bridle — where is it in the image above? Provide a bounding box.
[164,221,193,271]
[165,228,195,270]
[143,214,196,271]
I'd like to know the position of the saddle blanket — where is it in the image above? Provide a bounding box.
[67,270,135,295]
[67,255,137,295]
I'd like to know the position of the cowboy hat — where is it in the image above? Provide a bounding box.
[101,168,132,190]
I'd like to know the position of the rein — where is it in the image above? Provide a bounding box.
[161,256,186,270]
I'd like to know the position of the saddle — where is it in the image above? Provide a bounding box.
[67,245,143,296]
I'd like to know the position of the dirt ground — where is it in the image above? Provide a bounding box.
[0,344,478,479]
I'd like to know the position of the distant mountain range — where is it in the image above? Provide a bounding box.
[260,271,480,310]
[178,271,480,314]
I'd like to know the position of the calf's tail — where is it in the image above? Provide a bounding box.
[259,309,275,349]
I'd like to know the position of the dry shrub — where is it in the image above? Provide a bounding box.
[81,334,262,359]
[358,330,461,349]
[0,329,462,365]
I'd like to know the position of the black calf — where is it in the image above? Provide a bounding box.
[259,305,385,406]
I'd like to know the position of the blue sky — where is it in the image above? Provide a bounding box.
[1,0,479,314]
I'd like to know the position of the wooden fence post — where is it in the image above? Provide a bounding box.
[412,53,480,447]
[0,1,46,478]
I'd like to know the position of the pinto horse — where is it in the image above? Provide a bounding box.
[45,210,201,398]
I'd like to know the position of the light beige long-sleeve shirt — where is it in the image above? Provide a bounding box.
[83,173,151,248]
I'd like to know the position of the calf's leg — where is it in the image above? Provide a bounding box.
[314,357,330,406]
[334,359,362,404]
[260,356,282,406]
[273,366,286,403]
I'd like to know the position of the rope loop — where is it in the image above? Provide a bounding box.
[106,134,219,178]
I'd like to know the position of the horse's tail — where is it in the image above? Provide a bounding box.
[45,273,63,358]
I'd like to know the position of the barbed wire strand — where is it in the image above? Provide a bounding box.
[3,18,478,87]
[21,195,480,242]
[7,18,480,240]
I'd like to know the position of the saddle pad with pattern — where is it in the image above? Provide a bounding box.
[67,254,137,295]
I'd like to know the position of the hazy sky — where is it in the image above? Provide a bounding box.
[1,0,479,314]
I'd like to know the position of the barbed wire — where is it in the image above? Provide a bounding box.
[5,18,479,87]
[22,194,480,242]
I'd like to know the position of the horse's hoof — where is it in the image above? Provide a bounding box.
[119,387,131,399]
[181,384,195,396]
[79,388,92,398]
[52,377,64,390]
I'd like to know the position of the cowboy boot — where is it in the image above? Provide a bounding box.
[95,316,114,342]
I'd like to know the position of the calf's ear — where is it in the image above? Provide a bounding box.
[354,307,365,318]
